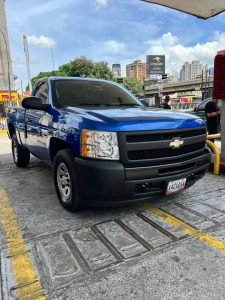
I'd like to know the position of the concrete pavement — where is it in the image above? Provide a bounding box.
[1,135,225,299]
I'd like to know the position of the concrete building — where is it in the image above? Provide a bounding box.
[0,0,15,91]
[126,60,146,82]
[112,64,121,78]
[180,60,207,81]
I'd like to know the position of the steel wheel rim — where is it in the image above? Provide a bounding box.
[13,140,18,163]
[57,162,72,203]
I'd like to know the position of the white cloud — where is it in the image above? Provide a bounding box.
[95,0,108,7]
[102,40,126,55]
[27,35,56,48]
[144,32,225,75]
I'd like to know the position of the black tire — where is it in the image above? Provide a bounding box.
[54,149,83,211]
[12,134,30,167]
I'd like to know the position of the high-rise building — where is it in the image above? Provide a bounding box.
[180,60,207,81]
[112,64,121,78]
[126,60,146,82]
[0,0,15,90]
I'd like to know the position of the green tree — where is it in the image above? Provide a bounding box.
[29,56,114,90]
[59,56,94,78]
[59,56,114,80]
[92,61,114,80]
[122,77,144,97]
[27,70,66,90]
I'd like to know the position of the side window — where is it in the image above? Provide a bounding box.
[34,82,48,104]
[198,100,209,111]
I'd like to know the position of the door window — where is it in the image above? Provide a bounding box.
[34,82,48,104]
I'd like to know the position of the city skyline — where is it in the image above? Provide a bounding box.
[3,0,225,90]
[123,57,210,83]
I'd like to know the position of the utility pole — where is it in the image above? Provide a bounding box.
[201,70,204,101]
[23,35,32,94]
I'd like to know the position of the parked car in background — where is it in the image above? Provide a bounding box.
[191,98,222,121]
[138,98,153,107]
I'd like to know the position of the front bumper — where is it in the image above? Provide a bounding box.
[75,150,211,206]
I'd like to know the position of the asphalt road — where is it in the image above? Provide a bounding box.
[1,135,225,300]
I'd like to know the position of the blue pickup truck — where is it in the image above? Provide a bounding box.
[7,77,210,211]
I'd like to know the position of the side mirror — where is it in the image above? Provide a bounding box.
[22,96,50,111]
[194,107,197,112]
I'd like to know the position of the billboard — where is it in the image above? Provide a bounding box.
[112,64,121,78]
[146,55,165,75]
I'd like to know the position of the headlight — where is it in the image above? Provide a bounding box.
[81,130,119,160]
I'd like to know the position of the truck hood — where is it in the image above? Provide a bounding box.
[62,106,205,131]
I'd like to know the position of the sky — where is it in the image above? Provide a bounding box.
[4,0,225,91]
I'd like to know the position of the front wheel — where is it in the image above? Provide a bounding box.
[54,149,83,211]
[12,134,30,167]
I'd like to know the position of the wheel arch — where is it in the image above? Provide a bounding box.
[49,137,74,163]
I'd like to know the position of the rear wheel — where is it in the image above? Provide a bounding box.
[12,134,30,167]
[54,149,83,211]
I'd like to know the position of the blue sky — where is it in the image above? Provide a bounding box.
[4,0,225,90]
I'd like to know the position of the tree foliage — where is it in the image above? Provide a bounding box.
[29,70,66,90]
[29,57,142,96]
[58,57,94,78]
[29,56,114,90]
[59,56,114,79]
[122,77,143,96]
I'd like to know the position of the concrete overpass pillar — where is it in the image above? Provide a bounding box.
[155,93,160,108]
[0,0,15,90]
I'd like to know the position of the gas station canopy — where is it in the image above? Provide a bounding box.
[142,0,225,19]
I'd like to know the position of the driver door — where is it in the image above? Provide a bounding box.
[25,81,51,159]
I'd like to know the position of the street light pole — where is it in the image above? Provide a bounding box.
[51,47,55,74]
[23,35,32,94]
[0,27,12,105]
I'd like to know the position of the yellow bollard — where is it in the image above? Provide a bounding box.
[206,140,220,175]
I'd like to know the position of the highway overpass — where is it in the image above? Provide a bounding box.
[144,78,213,97]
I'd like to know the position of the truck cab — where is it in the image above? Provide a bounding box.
[7,77,211,211]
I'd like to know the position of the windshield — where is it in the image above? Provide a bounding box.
[52,79,142,108]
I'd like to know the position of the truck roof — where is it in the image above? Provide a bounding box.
[41,76,114,83]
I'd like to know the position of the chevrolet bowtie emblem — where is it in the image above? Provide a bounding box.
[170,139,184,149]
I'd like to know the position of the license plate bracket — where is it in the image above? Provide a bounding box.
[166,178,186,195]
